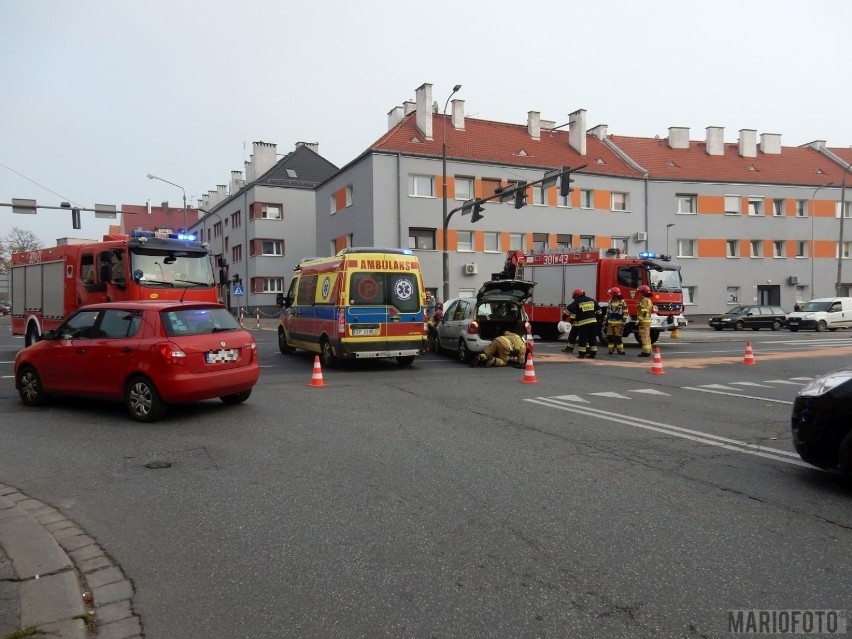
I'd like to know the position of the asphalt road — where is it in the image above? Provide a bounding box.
[1,318,850,638]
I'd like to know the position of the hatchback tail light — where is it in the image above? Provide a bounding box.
[467,320,480,335]
[157,342,188,366]
[247,342,257,363]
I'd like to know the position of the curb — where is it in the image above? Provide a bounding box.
[0,484,142,639]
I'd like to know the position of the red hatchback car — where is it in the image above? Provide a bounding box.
[14,301,259,422]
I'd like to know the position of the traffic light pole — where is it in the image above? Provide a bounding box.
[1,201,126,230]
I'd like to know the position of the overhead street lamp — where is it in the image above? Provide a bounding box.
[442,84,462,302]
[836,163,852,296]
[665,223,675,256]
[810,182,833,298]
[147,173,187,231]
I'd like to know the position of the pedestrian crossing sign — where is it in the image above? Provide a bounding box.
[232,284,244,296]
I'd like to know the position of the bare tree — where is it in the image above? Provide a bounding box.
[0,227,43,273]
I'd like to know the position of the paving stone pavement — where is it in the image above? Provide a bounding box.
[0,484,143,639]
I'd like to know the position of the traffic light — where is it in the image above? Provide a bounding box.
[495,185,514,204]
[71,208,81,230]
[560,167,574,197]
[471,202,486,223]
[514,181,527,209]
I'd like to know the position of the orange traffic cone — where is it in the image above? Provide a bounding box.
[521,353,538,384]
[743,341,756,365]
[649,347,665,375]
[308,355,327,387]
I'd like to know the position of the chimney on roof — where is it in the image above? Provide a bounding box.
[568,109,587,155]
[388,105,405,129]
[252,141,277,177]
[668,127,690,149]
[808,140,827,151]
[207,189,217,207]
[244,160,253,184]
[415,83,433,141]
[528,111,541,140]
[739,129,757,157]
[216,185,227,203]
[451,99,465,130]
[589,124,608,141]
[296,141,319,154]
[541,119,556,130]
[403,100,415,115]
[230,171,243,195]
[705,126,724,156]
[760,133,782,155]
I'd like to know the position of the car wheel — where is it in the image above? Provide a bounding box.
[320,338,337,368]
[396,355,415,367]
[278,327,295,354]
[650,330,660,344]
[734,321,744,331]
[17,366,49,407]
[838,430,852,476]
[771,320,782,331]
[125,375,168,423]
[816,320,827,332]
[713,326,723,331]
[221,389,252,404]
[458,339,471,364]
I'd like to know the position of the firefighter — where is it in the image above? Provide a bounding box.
[565,288,601,359]
[605,286,628,355]
[471,331,527,368]
[636,284,654,357]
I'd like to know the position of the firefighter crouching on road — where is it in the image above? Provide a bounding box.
[471,331,527,368]
[565,288,601,359]
[636,284,654,357]
[605,287,628,355]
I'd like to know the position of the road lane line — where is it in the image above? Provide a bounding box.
[682,386,794,405]
[525,397,809,466]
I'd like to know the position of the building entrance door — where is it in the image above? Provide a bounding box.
[756,285,780,305]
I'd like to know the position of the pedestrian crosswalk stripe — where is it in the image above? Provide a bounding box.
[629,389,671,395]
[589,391,631,399]
[763,379,807,385]
[551,394,589,403]
[731,381,773,388]
[698,383,738,390]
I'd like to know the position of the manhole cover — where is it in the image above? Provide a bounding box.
[144,461,172,469]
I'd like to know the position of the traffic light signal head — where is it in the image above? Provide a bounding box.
[471,202,485,223]
[514,182,527,209]
[71,208,81,230]
[560,169,574,198]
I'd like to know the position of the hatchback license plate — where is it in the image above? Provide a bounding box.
[206,349,238,363]
[352,328,379,336]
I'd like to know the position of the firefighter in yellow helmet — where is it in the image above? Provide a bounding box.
[605,287,628,355]
[471,331,527,368]
[636,284,654,357]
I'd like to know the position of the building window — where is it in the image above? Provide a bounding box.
[214,222,222,238]
[677,239,696,257]
[580,190,593,209]
[683,286,696,305]
[455,176,474,201]
[484,231,500,252]
[457,230,473,252]
[727,286,739,304]
[557,191,571,208]
[611,236,628,252]
[481,178,501,199]
[262,240,283,256]
[772,240,785,257]
[750,240,763,257]
[580,235,595,249]
[532,184,547,206]
[232,244,242,263]
[409,227,435,250]
[748,198,764,216]
[532,233,548,250]
[796,240,808,258]
[344,186,353,207]
[796,200,808,217]
[772,199,784,216]
[262,204,282,220]
[225,237,229,251]
[231,211,241,228]
[839,241,852,259]
[556,234,572,249]
[836,202,852,218]
[724,195,740,215]
[509,233,524,251]
[261,278,284,293]
[726,240,740,258]
[409,175,434,198]
[676,194,697,215]
[611,192,628,212]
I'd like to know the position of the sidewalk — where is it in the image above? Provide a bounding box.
[0,484,142,639]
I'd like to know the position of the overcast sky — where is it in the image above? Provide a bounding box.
[2,0,852,246]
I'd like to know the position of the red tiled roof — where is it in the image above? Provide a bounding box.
[120,204,198,233]
[370,113,644,178]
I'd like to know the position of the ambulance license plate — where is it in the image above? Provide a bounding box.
[206,349,238,363]
[352,328,379,336]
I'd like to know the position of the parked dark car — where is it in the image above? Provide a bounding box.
[791,367,852,475]
[708,305,787,331]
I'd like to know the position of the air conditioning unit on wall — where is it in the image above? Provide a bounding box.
[789,275,799,285]
[635,231,648,241]
[463,263,478,275]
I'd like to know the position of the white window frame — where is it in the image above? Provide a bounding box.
[261,240,283,256]
[556,233,572,249]
[772,199,784,217]
[796,200,808,217]
[750,239,764,257]
[457,230,474,252]
[409,227,436,251]
[726,286,739,304]
[409,175,434,198]
[557,192,571,208]
[835,201,852,218]
[838,241,852,259]
[532,184,547,206]
[261,204,282,220]
[611,192,628,212]
[676,194,697,215]
[795,240,808,258]
[580,190,593,209]
[508,233,525,251]
[772,240,785,258]
[580,235,595,249]
[454,176,474,201]
[611,236,628,253]
[532,233,548,250]
[747,198,764,216]
[262,278,284,293]
[483,231,500,252]
[677,239,696,258]
[726,240,740,258]
[683,286,696,305]
[724,195,740,215]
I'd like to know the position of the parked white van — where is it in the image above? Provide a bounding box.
[787,297,852,332]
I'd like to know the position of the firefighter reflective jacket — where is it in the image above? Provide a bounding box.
[638,296,653,325]
[606,298,628,326]
[566,295,600,327]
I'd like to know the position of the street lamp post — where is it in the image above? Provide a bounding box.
[665,223,675,256]
[811,182,833,298]
[837,164,852,296]
[147,173,187,231]
[442,84,462,302]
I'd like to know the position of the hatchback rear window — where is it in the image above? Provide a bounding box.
[160,307,241,336]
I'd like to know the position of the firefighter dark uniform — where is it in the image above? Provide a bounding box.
[472,331,527,367]
[605,287,628,355]
[637,284,653,357]
[565,289,600,359]
[561,310,578,353]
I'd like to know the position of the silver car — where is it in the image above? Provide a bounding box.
[435,279,535,363]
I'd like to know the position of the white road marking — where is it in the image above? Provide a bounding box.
[525,397,809,467]
[790,377,814,381]
[763,379,807,385]
[681,386,793,405]
[731,381,774,388]
[551,394,589,403]
[698,383,739,390]
[629,389,671,395]
[589,391,631,399]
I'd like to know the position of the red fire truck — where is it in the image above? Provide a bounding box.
[499,248,687,343]
[11,230,220,346]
